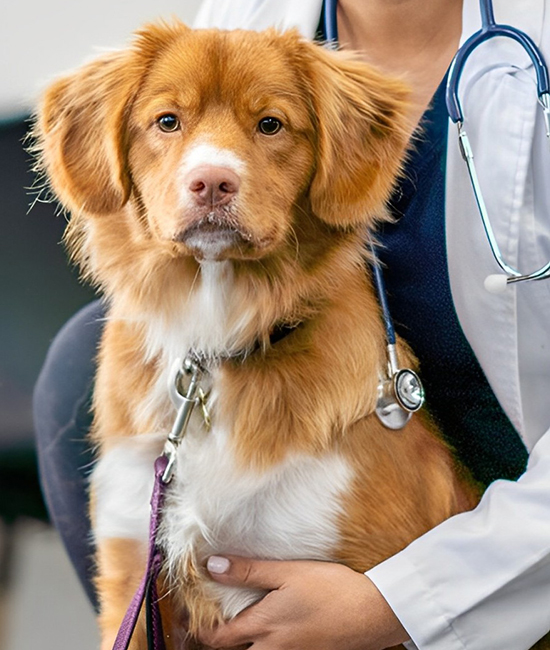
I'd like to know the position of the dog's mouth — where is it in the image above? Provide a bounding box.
[174,213,255,261]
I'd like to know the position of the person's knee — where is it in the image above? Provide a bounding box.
[34,300,105,439]
[33,299,105,610]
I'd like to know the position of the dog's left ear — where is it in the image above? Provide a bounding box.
[299,41,411,227]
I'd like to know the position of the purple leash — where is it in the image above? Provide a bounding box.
[112,455,169,650]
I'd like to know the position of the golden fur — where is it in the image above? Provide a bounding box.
[34,21,490,650]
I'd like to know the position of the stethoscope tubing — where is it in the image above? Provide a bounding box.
[323,0,425,427]
[323,0,339,45]
[446,0,550,285]
[370,250,396,347]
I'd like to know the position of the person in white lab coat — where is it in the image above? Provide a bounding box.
[186,1,550,649]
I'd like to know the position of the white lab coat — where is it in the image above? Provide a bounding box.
[195,1,550,647]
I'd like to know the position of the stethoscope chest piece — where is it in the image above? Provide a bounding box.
[394,368,425,412]
[376,368,425,430]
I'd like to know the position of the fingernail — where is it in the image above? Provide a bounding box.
[207,556,231,574]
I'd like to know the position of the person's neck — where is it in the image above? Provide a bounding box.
[337,0,463,128]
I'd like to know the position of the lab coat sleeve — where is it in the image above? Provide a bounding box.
[366,428,550,649]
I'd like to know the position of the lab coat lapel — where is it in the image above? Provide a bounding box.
[446,0,544,437]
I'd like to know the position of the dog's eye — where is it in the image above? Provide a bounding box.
[157,114,180,133]
[258,117,283,136]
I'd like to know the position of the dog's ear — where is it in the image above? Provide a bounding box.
[35,50,140,215]
[300,42,410,227]
[35,21,188,215]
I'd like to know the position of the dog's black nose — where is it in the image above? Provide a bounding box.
[187,166,241,207]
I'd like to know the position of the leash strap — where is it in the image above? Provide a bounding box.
[112,455,168,650]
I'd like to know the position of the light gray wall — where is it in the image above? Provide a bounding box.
[0,0,202,119]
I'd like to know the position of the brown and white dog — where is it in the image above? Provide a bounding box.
[35,21,479,649]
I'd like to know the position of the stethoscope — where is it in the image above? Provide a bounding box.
[447,0,550,293]
[323,0,550,428]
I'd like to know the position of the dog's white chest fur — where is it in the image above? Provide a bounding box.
[163,428,352,616]
[93,425,352,618]
[143,261,250,367]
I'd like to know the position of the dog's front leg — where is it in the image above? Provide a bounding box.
[95,537,148,650]
[90,433,166,650]
[96,533,184,650]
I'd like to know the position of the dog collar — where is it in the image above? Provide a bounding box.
[187,319,303,367]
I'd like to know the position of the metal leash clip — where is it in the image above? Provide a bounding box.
[162,354,207,483]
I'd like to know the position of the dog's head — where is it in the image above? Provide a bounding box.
[35,22,409,267]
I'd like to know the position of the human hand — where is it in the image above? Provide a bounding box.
[198,556,409,650]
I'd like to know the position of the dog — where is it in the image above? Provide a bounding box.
[34,21,481,650]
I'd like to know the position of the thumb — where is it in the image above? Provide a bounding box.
[206,555,291,590]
